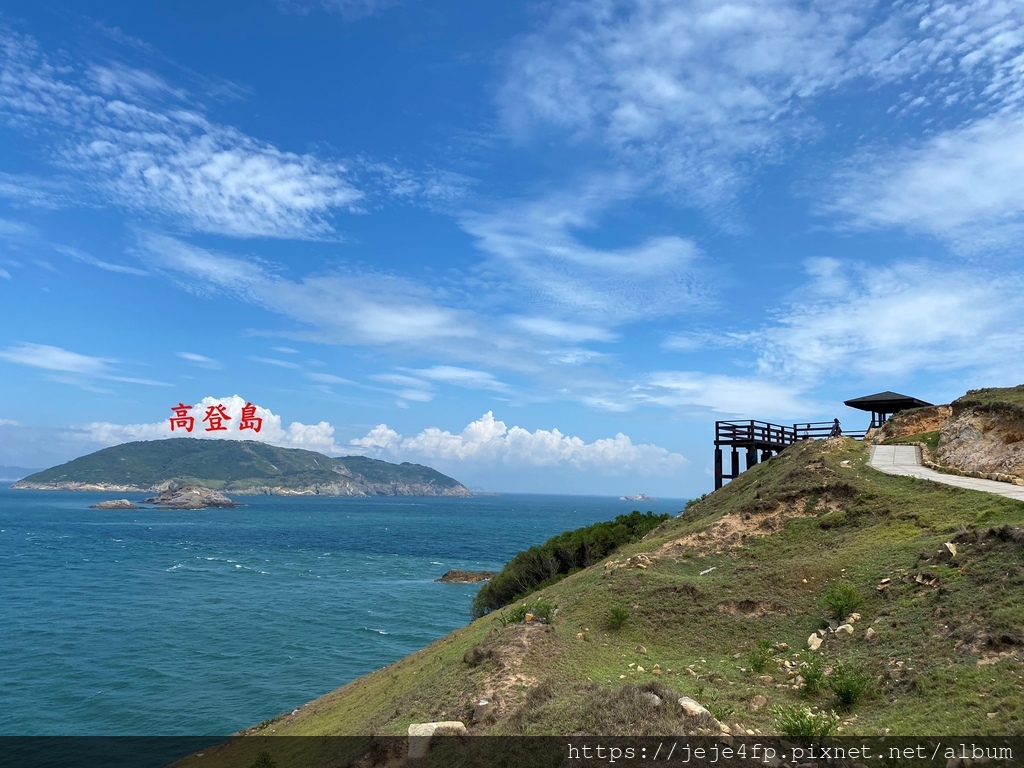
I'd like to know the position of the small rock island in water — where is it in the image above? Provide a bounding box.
[89,499,140,510]
[143,485,242,510]
[436,569,497,583]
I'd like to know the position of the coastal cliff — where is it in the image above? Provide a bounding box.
[12,438,472,497]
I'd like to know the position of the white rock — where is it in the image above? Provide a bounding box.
[808,634,823,651]
[408,721,467,760]
[677,697,712,719]
[836,624,854,635]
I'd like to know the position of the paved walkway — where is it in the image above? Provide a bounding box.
[869,445,1024,501]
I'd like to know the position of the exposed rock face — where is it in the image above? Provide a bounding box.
[142,485,241,510]
[88,499,139,510]
[936,402,1024,479]
[868,405,952,444]
[236,481,472,497]
[436,569,497,583]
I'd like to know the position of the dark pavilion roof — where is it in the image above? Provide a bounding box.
[843,391,933,412]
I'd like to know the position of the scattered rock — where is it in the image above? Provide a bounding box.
[747,694,768,712]
[575,632,585,641]
[877,578,892,592]
[677,697,712,719]
[865,627,878,642]
[408,721,467,760]
[636,666,645,673]
[436,569,497,583]
[88,499,139,510]
[472,698,492,724]
[642,692,662,706]
[757,675,773,685]
[524,613,535,623]
[836,624,854,635]
[846,613,861,623]
[808,635,823,651]
[635,645,647,654]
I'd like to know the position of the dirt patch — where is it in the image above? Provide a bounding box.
[869,405,952,444]
[654,498,833,556]
[476,623,553,720]
[716,599,790,617]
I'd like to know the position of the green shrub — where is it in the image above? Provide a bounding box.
[800,655,826,696]
[498,599,555,626]
[472,511,670,617]
[771,705,839,741]
[693,685,734,722]
[828,662,872,710]
[822,583,861,620]
[604,606,631,630]
[746,639,775,674]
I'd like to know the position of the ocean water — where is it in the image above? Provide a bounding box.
[0,488,685,735]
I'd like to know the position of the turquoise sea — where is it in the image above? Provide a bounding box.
[0,487,685,735]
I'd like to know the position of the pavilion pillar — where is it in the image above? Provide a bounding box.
[714,448,723,490]
[746,447,758,470]
[731,449,740,480]
[761,449,771,462]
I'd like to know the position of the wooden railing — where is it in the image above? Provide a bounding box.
[716,420,866,447]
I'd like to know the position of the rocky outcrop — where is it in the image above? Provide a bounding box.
[867,405,952,444]
[15,479,471,497]
[436,569,497,583]
[936,401,1024,480]
[142,485,241,510]
[89,499,139,510]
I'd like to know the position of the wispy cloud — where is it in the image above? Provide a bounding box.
[407,365,511,393]
[461,178,708,324]
[177,352,222,369]
[249,356,302,370]
[275,0,399,20]
[351,411,689,474]
[500,0,1024,206]
[0,25,362,239]
[0,342,170,388]
[826,113,1024,251]
[55,245,149,276]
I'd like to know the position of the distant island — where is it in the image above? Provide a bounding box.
[12,438,472,497]
[619,493,657,502]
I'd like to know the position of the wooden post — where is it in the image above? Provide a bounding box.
[714,447,723,490]
[746,446,758,470]
[731,449,740,480]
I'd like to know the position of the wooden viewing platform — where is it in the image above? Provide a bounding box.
[714,420,868,490]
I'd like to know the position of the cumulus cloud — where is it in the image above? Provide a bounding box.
[350,411,689,474]
[70,394,348,454]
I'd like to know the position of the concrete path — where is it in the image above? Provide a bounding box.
[869,445,1024,501]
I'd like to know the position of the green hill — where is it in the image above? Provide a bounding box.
[12,438,471,496]
[168,409,1024,765]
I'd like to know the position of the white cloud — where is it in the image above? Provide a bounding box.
[350,411,689,474]
[500,0,1024,204]
[137,234,480,346]
[0,267,10,280]
[0,342,169,387]
[462,179,707,323]
[827,113,1024,250]
[634,372,812,419]
[249,356,301,370]
[511,316,617,343]
[0,26,362,239]
[177,352,222,369]
[408,365,510,392]
[0,418,19,426]
[55,245,149,276]
[306,372,353,385]
[753,261,1024,384]
[71,394,347,454]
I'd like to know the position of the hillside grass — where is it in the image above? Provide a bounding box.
[955,385,1024,409]
[172,438,1024,765]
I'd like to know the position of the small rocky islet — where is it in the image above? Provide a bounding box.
[89,484,241,511]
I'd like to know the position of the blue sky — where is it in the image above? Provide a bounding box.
[2,0,1023,497]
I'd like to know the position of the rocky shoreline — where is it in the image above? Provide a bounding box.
[87,485,242,511]
[435,569,497,583]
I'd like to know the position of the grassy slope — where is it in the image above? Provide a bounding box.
[955,385,1024,408]
[196,437,1024,751]
[17,439,466,492]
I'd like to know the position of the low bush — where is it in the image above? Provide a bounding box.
[746,639,775,674]
[498,599,555,626]
[822,583,861,620]
[604,606,631,630]
[829,662,872,710]
[771,705,839,741]
[800,655,826,696]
